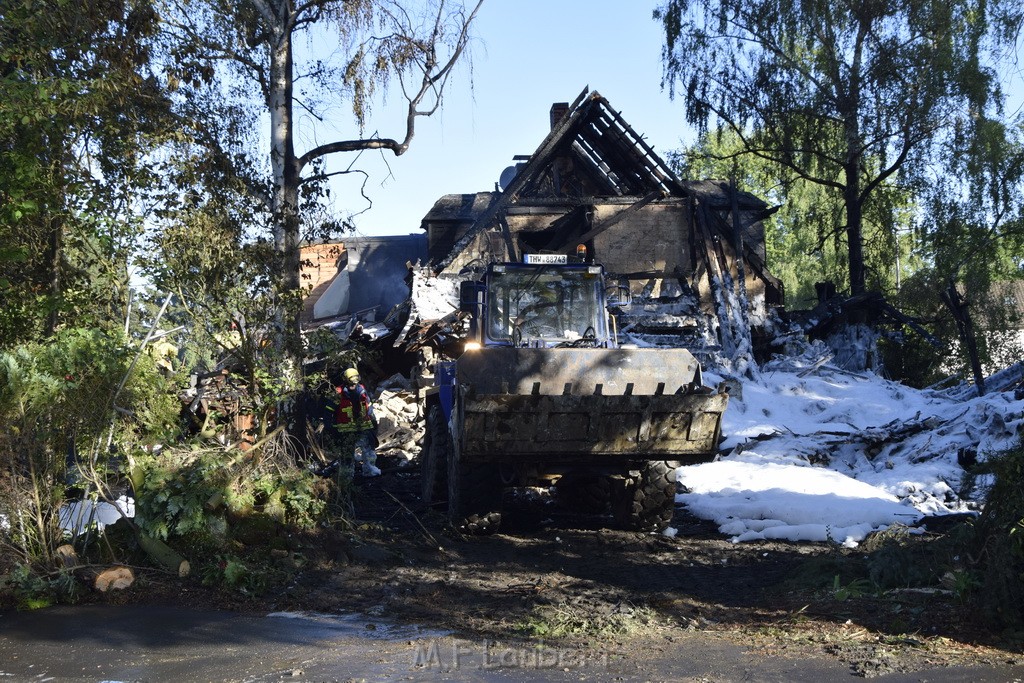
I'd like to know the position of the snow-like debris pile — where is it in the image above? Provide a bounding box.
[678,350,1024,546]
[680,461,920,546]
[409,270,460,322]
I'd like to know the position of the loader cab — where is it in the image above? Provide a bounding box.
[469,256,615,348]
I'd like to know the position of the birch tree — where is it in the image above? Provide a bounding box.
[656,0,1022,297]
[157,0,482,361]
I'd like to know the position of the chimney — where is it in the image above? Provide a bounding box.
[549,102,569,130]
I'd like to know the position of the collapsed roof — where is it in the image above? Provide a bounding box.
[404,90,789,367]
[427,88,778,279]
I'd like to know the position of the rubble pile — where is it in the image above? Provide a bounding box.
[371,374,424,465]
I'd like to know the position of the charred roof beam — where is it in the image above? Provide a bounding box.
[436,88,594,270]
[578,120,671,195]
[570,139,628,195]
[591,105,686,195]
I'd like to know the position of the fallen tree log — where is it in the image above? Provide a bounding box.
[137,533,190,577]
[779,412,959,466]
[948,361,1024,401]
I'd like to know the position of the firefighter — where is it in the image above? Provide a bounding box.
[331,367,381,477]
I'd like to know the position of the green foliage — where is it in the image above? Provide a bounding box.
[1,565,79,611]
[880,269,955,385]
[0,0,172,346]
[656,0,1023,295]
[788,523,974,604]
[862,524,965,590]
[198,549,305,597]
[831,575,875,601]
[201,554,262,593]
[672,130,920,309]
[520,601,661,639]
[923,117,1024,288]
[0,327,178,446]
[150,0,481,373]
[884,265,1024,384]
[944,568,982,602]
[133,442,326,550]
[877,331,946,388]
[138,201,308,437]
[970,441,1024,631]
[0,327,181,577]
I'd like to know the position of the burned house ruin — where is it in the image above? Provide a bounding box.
[406,88,784,359]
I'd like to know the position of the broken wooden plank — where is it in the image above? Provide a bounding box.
[497,215,519,262]
[797,354,834,377]
[879,302,944,350]
[924,373,962,391]
[696,201,735,357]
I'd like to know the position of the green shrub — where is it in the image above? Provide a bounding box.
[198,553,289,596]
[133,439,326,551]
[862,523,967,589]
[878,331,946,389]
[0,328,180,572]
[1,564,79,610]
[970,441,1024,632]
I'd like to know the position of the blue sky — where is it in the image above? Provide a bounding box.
[318,1,690,237]
[314,1,1024,239]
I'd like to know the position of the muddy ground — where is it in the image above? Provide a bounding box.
[59,463,1024,678]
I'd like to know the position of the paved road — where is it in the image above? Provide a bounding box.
[1,605,1022,682]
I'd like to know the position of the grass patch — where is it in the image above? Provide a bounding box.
[518,599,662,639]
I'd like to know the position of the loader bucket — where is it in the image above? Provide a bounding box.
[454,347,728,463]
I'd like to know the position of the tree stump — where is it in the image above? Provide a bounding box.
[54,544,79,569]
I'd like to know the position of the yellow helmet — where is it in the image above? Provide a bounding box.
[343,368,360,383]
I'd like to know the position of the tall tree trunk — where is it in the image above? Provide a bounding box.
[266,17,310,450]
[268,25,303,361]
[844,20,867,299]
[44,212,62,336]
[43,145,70,337]
[844,176,865,297]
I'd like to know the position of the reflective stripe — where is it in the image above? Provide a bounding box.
[335,385,374,432]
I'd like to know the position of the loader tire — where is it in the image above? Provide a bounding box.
[556,474,611,515]
[448,450,502,535]
[420,404,449,507]
[613,460,679,532]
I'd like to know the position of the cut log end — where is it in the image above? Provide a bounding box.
[94,566,135,592]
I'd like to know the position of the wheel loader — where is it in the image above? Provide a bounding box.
[418,254,729,533]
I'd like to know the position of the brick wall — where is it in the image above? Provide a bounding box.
[300,243,345,323]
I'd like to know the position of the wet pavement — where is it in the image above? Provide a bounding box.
[1,604,1022,682]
